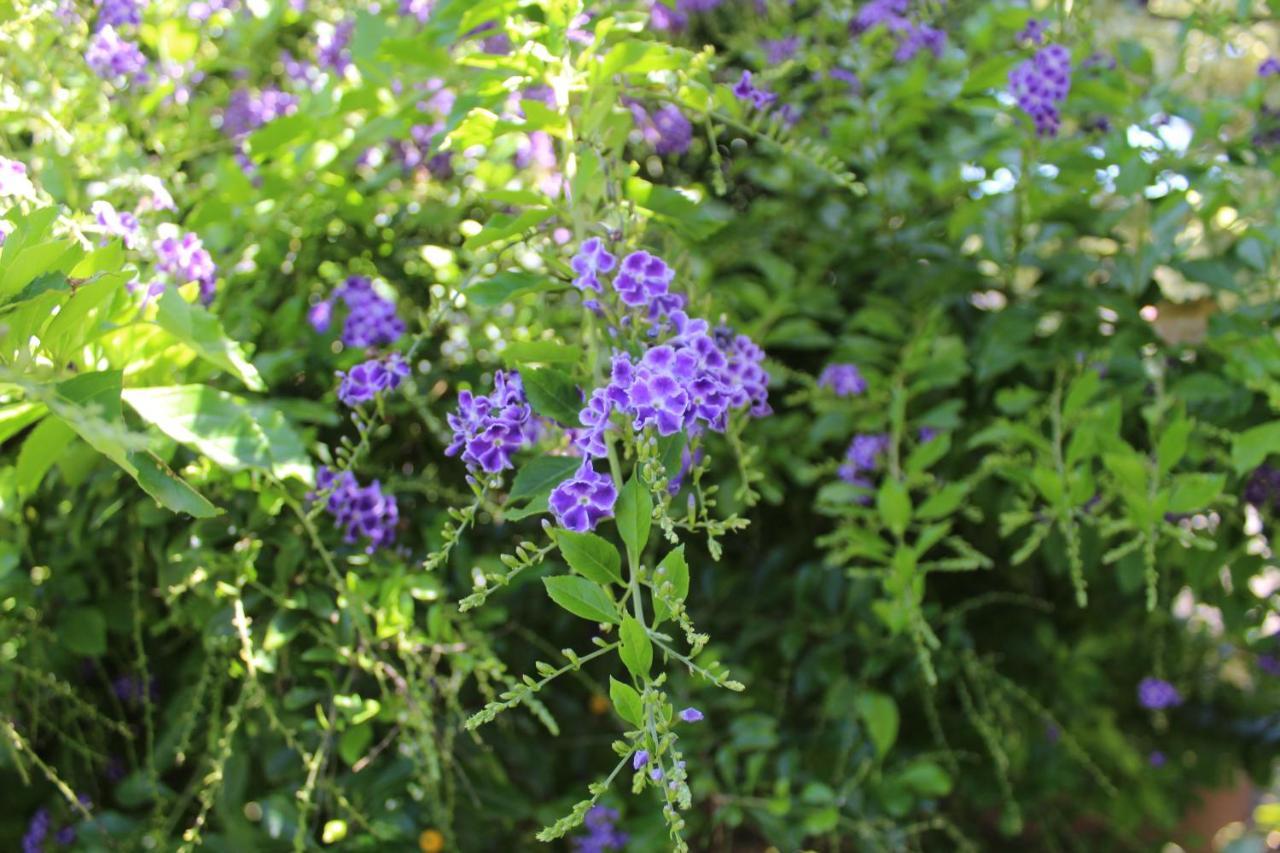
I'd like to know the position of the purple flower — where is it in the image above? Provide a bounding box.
[818,363,867,397]
[1258,654,1280,677]
[1019,18,1046,45]
[851,0,909,34]
[613,251,674,308]
[316,18,354,73]
[632,749,650,769]
[22,809,50,853]
[628,103,693,156]
[54,825,76,845]
[221,87,298,139]
[1137,677,1182,710]
[827,67,862,94]
[571,238,617,293]
[572,805,627,853]
[1260,57,1280,77]
[0,157,34,197]
[153,228,218,305]
[446,371,537,474]
[549,461,618,532]
[678,707,703,722]
[649,766,664,780]
[400,0,433,23]
[85,26,148,85]
[94,0,145,30]
[308,300,333,332]
[336,354,410,407]
[649,1,687,31]
[762,36,800,64]
[732,70,757,100]
[315,467,399,553]
[331,276,405,348]
[918,427,938,443]
[1148,750,1166,767]
[894,23,946,61]
[1246,464,1280,508]
[91,201,140,249]
[1009,44,1072,137]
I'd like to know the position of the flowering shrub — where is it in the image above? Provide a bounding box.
[1,0,1278,850]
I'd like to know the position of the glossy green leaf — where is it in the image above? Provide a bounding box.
[542,575,619,624]
[521,367,581,425]
[615,475,652,567]
[155,288,264,391]
[619,616,652,679]
[608,676,643,728]
[555,529,623,585]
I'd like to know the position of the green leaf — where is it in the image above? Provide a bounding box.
[130,452,221,518]
[895,761,952,797]
[599,40,687,76]
[652,545,689,624]
[466,272,563,307]
[42,272,126,363]
[542,575,619,624]
[504,454,581,519]
[0,238,83,302]
[155,288,264,391]
[905,432,951,475]
[16,416,76,497]
[521,367,581,425]
[618,616,652,679]
[1166,473,1224,513]
[876,479,912,536]
[625,178,728,242]
[1156,417,1191,476]
[555,530,623,585]
[1062,369,1101,420]
[615,475,652,567]
[1232,421,1280,474]
[462,208,556,251]
[58,606,107,656]
[856,691,899,758]
[608,676,643,728]
[338,724,373,767]
[0,402,47,446]
[122,385,312,482]
[501,340,582,366]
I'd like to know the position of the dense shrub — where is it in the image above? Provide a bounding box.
[1,0,1278,850]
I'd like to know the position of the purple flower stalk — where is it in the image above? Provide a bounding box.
[1009,44,1072,137]
[446,371,537,474]
[94,0,145,30]
[330,276,405,348]
[628,102,693,156]
[549,461,618,532]
[315,467,399,552]
[85,26,148,85]
[22,809,50,853]
[818,363,867,397]
[153,228,218,305]
[1137,677,1182,710]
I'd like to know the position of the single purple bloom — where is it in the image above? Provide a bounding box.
[632,749,649,769]
[678,707,703,722]
[1137,677,1182,710]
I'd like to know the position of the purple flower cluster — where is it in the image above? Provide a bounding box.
[732,70,778,111]
[85,26,148,86]
[1009,44,1072,137]
[572,806,628,853]
[549,461,618,532]
[316,467,399,552]
[839,433,889,498]
[446,371,538,473]
[22,809,49,853]
[153,228,218,305]
[851,0,945,61]
[316,18,355,74]
[92,200,141,249]
[1018,18,1046,45]
[1245,464,1280,509]
[819,363,867,397]
[221,87,298,139]
[337,354,409,407]
[627,102,693,156]
[1260,57,1280,78]
[762,36,800,64]
[95,0,144,29]
[1137,677,1182,710]
[320,276,406,349]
